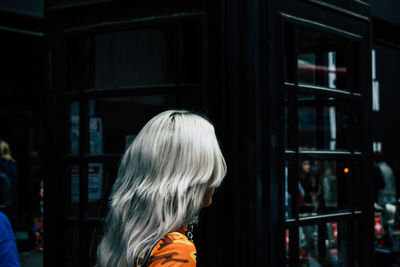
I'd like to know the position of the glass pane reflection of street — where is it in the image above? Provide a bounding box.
[286,222,358,267]
[285,160,354,218]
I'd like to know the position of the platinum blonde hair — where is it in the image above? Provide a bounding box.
[97,110,226,267]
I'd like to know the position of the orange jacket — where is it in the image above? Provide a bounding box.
[146,232,196,267]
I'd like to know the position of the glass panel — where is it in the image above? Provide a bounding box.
[286,229,290,265]
[299,224,318,263]
[353,102,362,152]
[298,94,350,151]
[65,227,80,267]
[89,227,102,267]
[284,23,296,83]
[297,26,352,91]
[87,95,179,155]
[286,222,359,266]
[87,161,118,217]
[182,22,200,84]
[285,161,296,219]
[285,93,296,151]
[95,28,175,88]
[298,159,352,216]
[374,211,385,248]
[299,222,356,266]
[177,92,202,111]
[67,36,82,91]
[69,101,80,155]
[352,161,362,211]
[68,163,79,217]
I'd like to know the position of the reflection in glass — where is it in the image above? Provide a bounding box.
[299,223,343,266]
[297,27,349,90]
[284,222,359,266]
[285,229,290,264]
[298,53,316,85]
[285,163,291,219]
[285,161,296,219]
[298,160,351,216]
[95,29,175,88]
[299,225,318,261]
[299,160,317,211]
[298,95,350,151]
[321,161,338,208]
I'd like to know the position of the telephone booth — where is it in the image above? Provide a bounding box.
[45,0,373,266]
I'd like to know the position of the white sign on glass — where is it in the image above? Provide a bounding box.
[70,116,80,154]
[71,164,80,203]
[70,163,103,202]
[90,117,103,154]
[88,163,103,202]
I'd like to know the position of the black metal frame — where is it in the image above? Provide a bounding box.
[264,0,373,266]
[283,20,362,264]
[46,2,209,265]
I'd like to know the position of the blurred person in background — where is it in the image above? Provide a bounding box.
[33,179,44,252]
[0,140,19,230]
[374,152,396,205]
[299,160,319,206]
[372,153,385,204]
[0,167,12,216]
[0,211,21,267]
[321,162,337,208]
[393,162,400,202]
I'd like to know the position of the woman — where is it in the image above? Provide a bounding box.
[0,140,19,230]
[97,110,227,267]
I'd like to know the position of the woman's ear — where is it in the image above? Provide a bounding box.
[202,187,215,207]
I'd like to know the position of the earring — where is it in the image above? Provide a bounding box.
[187,223,194,242]
[186,215,198,242]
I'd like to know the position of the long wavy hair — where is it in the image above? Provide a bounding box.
[97,110,227,267]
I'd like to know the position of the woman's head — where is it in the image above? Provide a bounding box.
[113,110,226,223]
[97,110,226,267]
[0,140,14,161]
[301,160,311,174]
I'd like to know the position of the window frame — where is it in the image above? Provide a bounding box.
[280,13,370,266]
[59,14,208,267]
